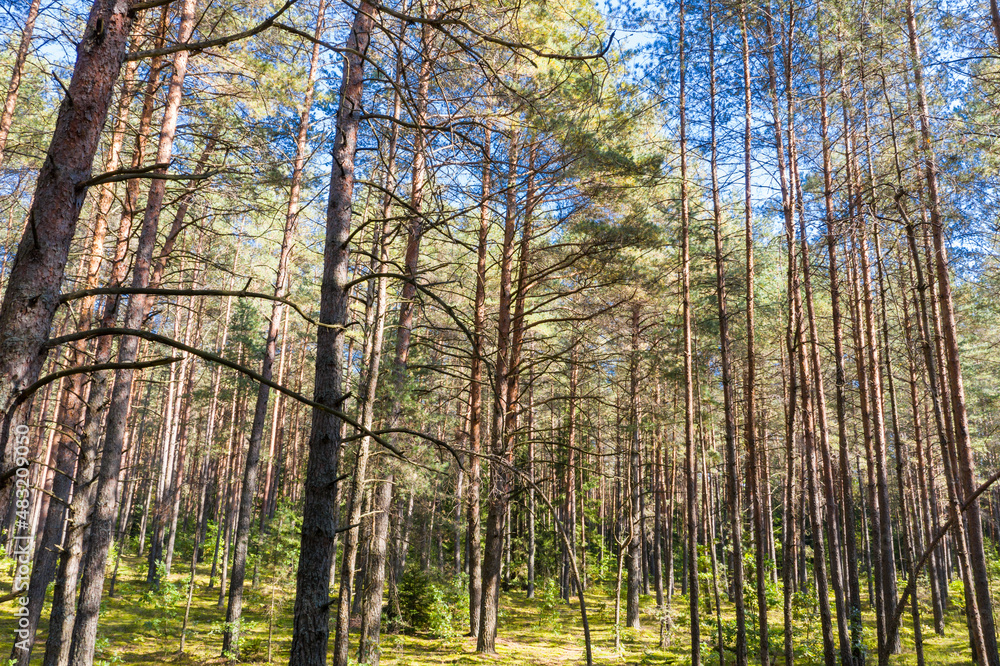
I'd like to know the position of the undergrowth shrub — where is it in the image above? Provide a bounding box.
[398,568,459,638]
[140,560,183,636]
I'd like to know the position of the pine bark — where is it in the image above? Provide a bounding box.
[288,3,375,664]
[223,0,327,655]
[904,2,999,661]
[68,2,198,662]
[476,133,519,655]
[0,0,138,461]
[713,3,745,658]
[829,41,865,664]
[358,474,394,665]
[466,126,491,637]
[627,307,642,629]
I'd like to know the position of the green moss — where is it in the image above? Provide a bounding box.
[0,556,977,665]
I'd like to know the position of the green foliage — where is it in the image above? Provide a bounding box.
[140,560,184,636]
[741,552,782,659]
[533,577,566,633]
[94,635,123,666]
[741,552,780,612]
[397,568,460,638]
[947,577,967,611]
[592,545,618,587]
[239,630,267,661]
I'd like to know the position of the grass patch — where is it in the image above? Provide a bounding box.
[0,554,977,665]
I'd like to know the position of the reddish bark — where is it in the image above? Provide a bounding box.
[0,0,138,462]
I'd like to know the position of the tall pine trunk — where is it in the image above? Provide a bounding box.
[904,2,999,662]
[0,0,41,162]
[466,126,491,637]
[0,0,138,460]
[288,4,376,664]
[476,132,519,655]
[68,2,198,662]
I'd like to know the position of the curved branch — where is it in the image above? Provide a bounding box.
[371,427,463,470]
[338,271,479,358]
[58,283,486,380]
[76,162,170,190]
[58,287,341,330]
[126,0,300,61]
[43,328,407,456]
[4,357,180,417]
[0,357,182,478]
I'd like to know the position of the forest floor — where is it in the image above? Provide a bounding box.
[0,554,976,665]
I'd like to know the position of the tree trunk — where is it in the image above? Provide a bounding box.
[0,0,138,462]
[904,2,999,662]
[828,40,865,664]
[223,0,326,654]
[288,4,375,665]
[809,19,854,663]
[678,2,698,661]
[715,3,746,660]
[390,0,437,393]
[627,308,642,629]
[0,0,41,162]
[466,125,491,637]
[358,474,393,665]
[526,372,536,599]
[476,132,519,655]
[11,16,146,655]
[67,3,198,663]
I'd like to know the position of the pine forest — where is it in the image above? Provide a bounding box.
[3,0,1000,664]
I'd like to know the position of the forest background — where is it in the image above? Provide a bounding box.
[3,0,1000,665]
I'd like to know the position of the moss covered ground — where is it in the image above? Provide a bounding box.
[0,554,978,665]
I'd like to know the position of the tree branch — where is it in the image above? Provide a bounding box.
[58,287,341,330]
[76,162,170,190]
[882,466,1000,665]
[43,327,404,457]
[4,357,180,416]
[126,0,300,61]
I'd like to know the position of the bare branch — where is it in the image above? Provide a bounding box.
[43,327,404,457]
[58,287,341,330]
[126,0,300,61]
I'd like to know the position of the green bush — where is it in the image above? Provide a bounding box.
[398,568,458,638]
[140,560,184,635]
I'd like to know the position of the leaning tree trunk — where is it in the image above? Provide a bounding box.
[808,17,853,662]
[66,3,198,665]
[0,0,138,463]
[829,40,865,665]
[767,8,797,663]
[352,19,405,660]
[39,23,170,660]
[11,16,146,659]
[332,17,406,666]
[389,0,436,393]
[905,2,1000,662]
